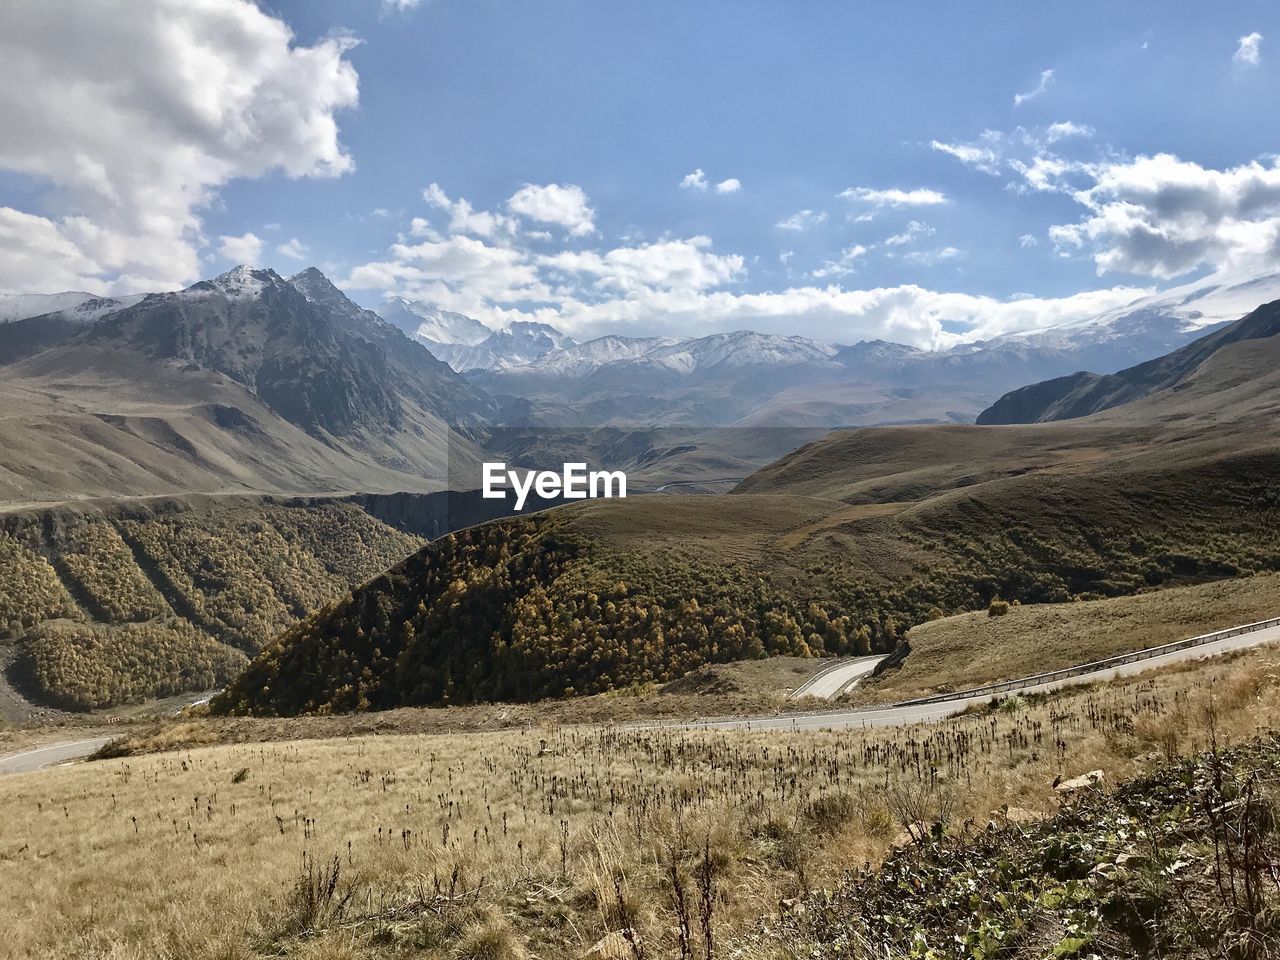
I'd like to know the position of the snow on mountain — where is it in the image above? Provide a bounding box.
[375,297,493,346]
[833,339,923,365]
[431,321,578,371]
[643,331,838,373]
[0,291,144,324]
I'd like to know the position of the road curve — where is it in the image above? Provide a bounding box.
[4,621,1277,773]
[674,620,1280,733]
[790,656,886,700]
[0,737,115,776]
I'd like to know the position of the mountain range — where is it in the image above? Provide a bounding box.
[2,267,1278,505]
[0,266,491,504]
[378,272,1280,431]
[216,281,1280,714]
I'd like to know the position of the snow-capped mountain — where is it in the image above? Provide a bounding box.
[431,321,578,371]
[375,297,493,346]
[0,291,145,324]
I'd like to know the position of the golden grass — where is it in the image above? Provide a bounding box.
[856,571,1280,704]
[3,643,1280,959]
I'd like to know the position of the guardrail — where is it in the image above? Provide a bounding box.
[891,615,1280,709]
[787,658,855,700]
[629,615,1280,732]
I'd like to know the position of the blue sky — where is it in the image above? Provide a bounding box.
[2,1,1279,345]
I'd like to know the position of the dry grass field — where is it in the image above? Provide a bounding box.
[856,572,1280,704]
[3,644,1279,960]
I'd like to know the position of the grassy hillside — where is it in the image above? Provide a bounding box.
[0,498,423,709]
[217,446,1280,715]
[217,317,1280,716]
[4,643,1278,959]
[859,571,1280,704]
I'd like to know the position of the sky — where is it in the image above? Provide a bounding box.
[1,1,1279,347]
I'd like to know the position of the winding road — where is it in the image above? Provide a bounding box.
[0,737,115,775]
[789,656,886,700]
[2,618,1277,775]
[678,618,1280,732]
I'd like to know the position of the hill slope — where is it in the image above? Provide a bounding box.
[978,298,1280,423]
[0,496,426,711]
[216,316,1280,715]
[0,267,494,504]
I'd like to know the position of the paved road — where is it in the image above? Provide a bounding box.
[791,656,886,699]
[4,622,1277,772]
[0,736,115,775]
[677,622,1280,733]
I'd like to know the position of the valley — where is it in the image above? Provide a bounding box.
[3,274,1280,959]
[6,6,1280,957]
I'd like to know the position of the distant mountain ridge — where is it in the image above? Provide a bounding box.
[977,298,1280,424]
[381,273,1278,431]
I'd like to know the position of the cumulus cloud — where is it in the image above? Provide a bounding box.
[1014,68,1054,106]
[218,233,265,265]
[278,237,309,261]
[0,0,358,294]
[346,234,552,318]
[507,183,596,236]
[679,169,708,191]
[840,187,949,207]
[1048,153,1280,279]
[679,170,740,194]
[776,209,828,231]
[549,282,1150,347]
[540,237,743,293]
[344,203,1149,346]
[1235,32,1263,66]
[424,183,518,238]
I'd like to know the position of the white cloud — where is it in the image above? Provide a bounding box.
[776,209,828,231]
[714,177,742,194]
[548,282,1150,347]
[408,217,437,239]
[507,183,596,237]
[423,182,518,238]
[1235,32,1263,66]
[1048,153,1280,279]
[1014,68,1054,106]
[277,237,309,260]
[902,246,962,265]
[345,234,552,318]
[1045,121,1094,142]
[679,169,708,191]
[540,237,743,294]
[811,245,870,279]
[0,208,106,293]
[840,187,949,207]
[345,206,1154,346]
[1019,233,1039,248]
[218,233,265,265]
[884,221,934,246]
[930,139,1002,174]
[0,0,358,294]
